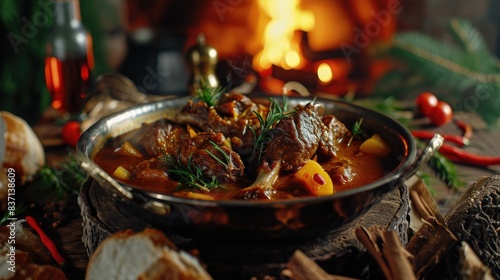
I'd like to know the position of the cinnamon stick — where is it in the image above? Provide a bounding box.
[355,226,416,280]
[382,231,416,280]
[286,250,360,280]
[409,179,444,223]
[406,216,458,279]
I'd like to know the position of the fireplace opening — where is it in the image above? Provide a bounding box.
[119,0,411,96]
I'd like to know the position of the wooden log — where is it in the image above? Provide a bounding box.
[78,179,411,279]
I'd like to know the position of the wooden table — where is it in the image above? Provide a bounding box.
[26,109,500,279]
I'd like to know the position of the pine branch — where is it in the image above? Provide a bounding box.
[379,19,500,128]
[391,33,500,87]
[448,18,494,60]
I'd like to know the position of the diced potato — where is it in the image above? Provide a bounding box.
[113,166,131,180]
[359,134,392,157]
[294,160,335,196]
[116,141,143,157]
[186,125,197,138]
[184,192,214,200]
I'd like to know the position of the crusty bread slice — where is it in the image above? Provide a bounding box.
[85,228,212,280]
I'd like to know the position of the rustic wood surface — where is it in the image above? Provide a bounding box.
[27,111,500,279]
[78,177,410,279]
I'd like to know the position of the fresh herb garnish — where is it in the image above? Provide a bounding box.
[352,118,364,137]
[204,141,231,170]
[0,202,27,226]
[163,155,218,192]
[428,151,465,190]
[249,97,293,161]
[32,155,88,199]
[193,82,225,107]
[416,171,437,197]
[347,118,366,146]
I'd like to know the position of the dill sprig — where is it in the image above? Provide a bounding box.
[249,97,293,161]
[193,83,225,107]
[32,154,88,199]
[163,155,218,192]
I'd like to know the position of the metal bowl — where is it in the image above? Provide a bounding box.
[77,94,429,240]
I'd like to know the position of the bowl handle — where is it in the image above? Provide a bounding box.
[402,133,444,180]
[75,152,171,216]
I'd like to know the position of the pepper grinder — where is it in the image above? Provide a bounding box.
[186,34,219,94]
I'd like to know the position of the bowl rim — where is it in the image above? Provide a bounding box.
[77,94,417,208]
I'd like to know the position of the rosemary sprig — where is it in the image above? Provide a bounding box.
[347,118,366,146]
[428,151,466,190]
[31,154,88,199]
[249,97,293,161]
[0,202,27,226]
[193,83,225,107]
[204,141,231,170]
[352,118,364,136]
[163,155,218,192]
[416,171,437,197]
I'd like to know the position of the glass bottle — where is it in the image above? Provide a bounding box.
[44,0,94,117]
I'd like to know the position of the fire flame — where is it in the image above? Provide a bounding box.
[253,0,314,72]
[317,62,333,84]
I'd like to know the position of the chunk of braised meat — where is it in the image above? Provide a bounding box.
[326,159,355,186]
[125,119,187,158]
[176,99,210,129]
[260,102,337,173]
[176,131,245,184]
[216,92,260,118]
[176,92,260,157]
[239,102,338,199]
[319,115,351,157]
[322,115,350,142]
[206,109,256,157]
[177,92,258,128]
[133,158,169,181]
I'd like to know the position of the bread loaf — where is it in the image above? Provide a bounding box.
[0,111,45,182]
[0,111,45,210]
[85,228,213,280]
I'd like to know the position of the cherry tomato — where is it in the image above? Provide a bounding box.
[61,120,81,148]
[428,101,453,126]
[415,92,438,117]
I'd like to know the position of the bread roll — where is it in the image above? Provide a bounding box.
[0,111,45,184]
[0,112,45,210]
[86,228,212,280]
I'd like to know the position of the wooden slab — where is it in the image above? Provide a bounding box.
[78,179,410,279]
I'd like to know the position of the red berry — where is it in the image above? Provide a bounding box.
[61,121,81,148]
[415,92,438,117]
[428,101,453,126]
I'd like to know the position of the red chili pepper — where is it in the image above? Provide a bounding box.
[25,216,66,266]
[411,130,469,146]
[455,120,473,140]
[313,173,326,185]
[439,144,500,166]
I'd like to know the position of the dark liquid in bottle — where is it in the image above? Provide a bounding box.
[44,56,91,115]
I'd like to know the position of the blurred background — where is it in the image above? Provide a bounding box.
[1,0,499,124]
